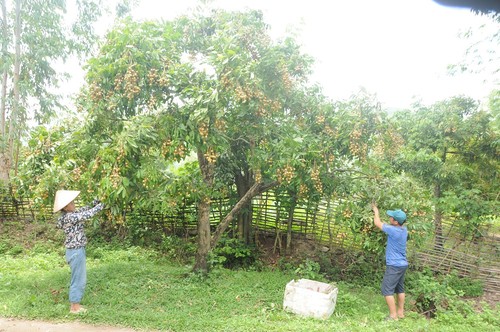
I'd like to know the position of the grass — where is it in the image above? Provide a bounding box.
[0,243,498,332]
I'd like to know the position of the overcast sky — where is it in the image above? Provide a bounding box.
[63,0,498,111]
[130,0,499,110]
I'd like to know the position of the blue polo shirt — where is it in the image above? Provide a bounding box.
[382,224,408,267]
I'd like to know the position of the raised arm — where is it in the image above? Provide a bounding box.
[75,203,104,220]
[371,202,384,230]
[60,203,105,228]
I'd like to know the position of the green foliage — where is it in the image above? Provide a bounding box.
[331,168,435,255]
[123,215,164,246]
[293,258,324,281]
[315,250,384,287]
[444,272,484,297]
[277,255,341,283]
[407,268,485,318]
[12,124,72,209]
[1,0,103,122]
[45,9,314,222]
[0,246,498,332]
[41,8,354,271]
[390,96,499,234]
[0,243,24,256]
[10,6,498,277]
[157,235,196,264]
[336,289,369,316]
[408,270,458,317]
[210,237,257,269]
[316,252,343,279]
[0,0,111,185]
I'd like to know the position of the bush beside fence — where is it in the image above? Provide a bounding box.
[1,192,498,296]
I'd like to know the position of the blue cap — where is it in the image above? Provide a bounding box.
[386,209,406,224]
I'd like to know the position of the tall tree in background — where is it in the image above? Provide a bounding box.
[393,96,498,249]
[0,0,104,185]
[448,10,499,90]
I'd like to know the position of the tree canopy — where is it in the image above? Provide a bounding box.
[11,6,499,273]
[0,0,105,183]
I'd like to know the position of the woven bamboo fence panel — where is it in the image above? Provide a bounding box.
[414,218,500,294]
[1,192,498,295]
[251,191,499,295]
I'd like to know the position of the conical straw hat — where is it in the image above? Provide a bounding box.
[53,190,80,213]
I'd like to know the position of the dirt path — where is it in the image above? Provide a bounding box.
[0,317,139,332]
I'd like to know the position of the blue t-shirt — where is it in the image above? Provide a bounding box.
[382,224,408,267]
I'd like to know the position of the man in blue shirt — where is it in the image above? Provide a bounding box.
[371,202,408,321]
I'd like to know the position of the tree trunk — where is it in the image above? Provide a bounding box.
[0,154,9,184]
[193,196,211,273]
[235,171,253,244]
[1,0,21,185]
[434,182,444,250]
[192,149,215,274]
[11,0,21,147]
[241,210,252,244]
[434,148,448,250]
[1,0,8,137]
[13,141,20,176]
[286,195,297,254]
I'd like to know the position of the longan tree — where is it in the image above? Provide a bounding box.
[72,9,335,272]
[19,8,438,271]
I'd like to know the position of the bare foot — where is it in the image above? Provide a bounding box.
[70,303,87,314]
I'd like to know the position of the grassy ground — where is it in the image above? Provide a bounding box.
[0,242,498,332]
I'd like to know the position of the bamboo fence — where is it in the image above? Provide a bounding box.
[1,192,498,295]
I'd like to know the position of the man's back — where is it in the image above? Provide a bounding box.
[383,224,408,267]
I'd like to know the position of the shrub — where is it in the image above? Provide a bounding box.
[315,249,383,286]
[7,245,24,256]
[0,242,9,255]
[157,235,196,264]
[407,268,483,318]
[210,237,257,269]
[444,271,484,297]
[294,258,324,280]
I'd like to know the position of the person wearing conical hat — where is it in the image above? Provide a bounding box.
[53,190,104,314]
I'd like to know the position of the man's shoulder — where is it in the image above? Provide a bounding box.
[382,223,394,231]
[383,224,407,234]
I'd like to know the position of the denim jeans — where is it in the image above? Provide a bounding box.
[65,247,86,303]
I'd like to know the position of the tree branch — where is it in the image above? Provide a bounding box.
[327,168,372,178]
[210,180,278,248]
